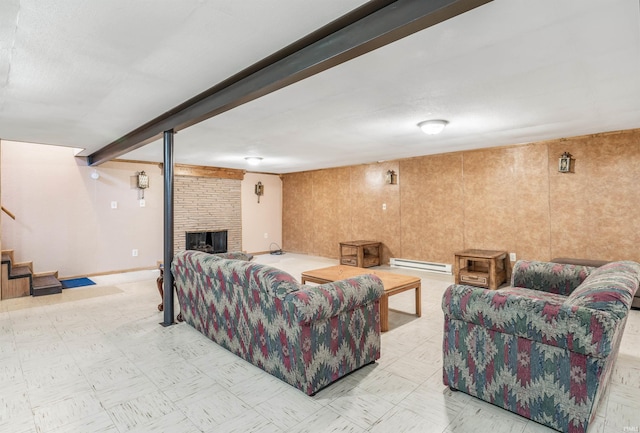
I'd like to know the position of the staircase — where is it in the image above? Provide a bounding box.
[1,250,62,299]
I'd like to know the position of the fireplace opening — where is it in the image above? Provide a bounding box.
[185,230,228,254]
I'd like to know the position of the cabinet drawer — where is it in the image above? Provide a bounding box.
[341,256,357,266]
[460,273,488,286]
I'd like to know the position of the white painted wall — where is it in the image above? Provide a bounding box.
[1,140,164,277]
[1,140,285,277]
[241,172,282,253]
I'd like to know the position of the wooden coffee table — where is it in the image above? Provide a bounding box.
[301,265,421,332]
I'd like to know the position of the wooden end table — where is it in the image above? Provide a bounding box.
[454,249,510,290]
[339,241,381,268]
[301,265,421,332]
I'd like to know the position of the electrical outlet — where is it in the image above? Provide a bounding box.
[382,203,387,210]
[132,249,138,257]
[264,233,268,239]
[509,252,516,262]
[139,199,145,207]
[111,201,118,209]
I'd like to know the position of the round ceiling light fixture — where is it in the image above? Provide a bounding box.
[244,156,263,166]
[418,119,449,135]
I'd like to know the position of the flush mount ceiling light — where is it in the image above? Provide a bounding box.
[418,119,449,135]
[244,156,263,166]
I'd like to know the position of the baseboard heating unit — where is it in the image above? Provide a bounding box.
[390,258,452,275]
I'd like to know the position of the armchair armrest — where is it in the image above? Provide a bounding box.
[511,260,594,296]
[442,284,620,358]
[288,275,384,324]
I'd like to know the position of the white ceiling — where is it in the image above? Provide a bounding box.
[2,0,639,174]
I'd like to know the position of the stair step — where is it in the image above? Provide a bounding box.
[1,254,10,263]
[10,265,32,279]
[32,275,63,296]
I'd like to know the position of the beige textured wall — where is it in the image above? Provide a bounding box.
[548,131,640,261]
[281,162,400,263]
[282,129,640,265]
[282,172,314,254]
[400,153,464,264]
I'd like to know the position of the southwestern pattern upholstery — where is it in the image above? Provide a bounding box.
[210,251,254,261]
[172,250,384,395]
[442,260,640,433]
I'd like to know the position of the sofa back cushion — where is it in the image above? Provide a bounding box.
[566,261,640,318]
[242,261,300,298]
[211,251,253,261]
[511,260,593,295]
[173,250,299,299]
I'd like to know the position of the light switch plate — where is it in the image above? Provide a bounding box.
[111,201,118,209]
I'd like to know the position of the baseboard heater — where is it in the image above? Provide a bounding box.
[390,258,452,275]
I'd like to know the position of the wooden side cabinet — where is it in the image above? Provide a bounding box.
[454,249,511,290]
[340,241,381,268]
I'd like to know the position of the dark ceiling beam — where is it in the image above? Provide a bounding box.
[87,0,492,166]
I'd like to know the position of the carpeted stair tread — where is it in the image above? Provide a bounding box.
[10,265,32,278]
[32,275,62,296]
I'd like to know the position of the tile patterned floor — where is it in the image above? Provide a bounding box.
[1,253,639,433]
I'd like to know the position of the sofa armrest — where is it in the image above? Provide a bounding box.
[442,284,621,358]
[287,275,384,324]
[511,260,594,296]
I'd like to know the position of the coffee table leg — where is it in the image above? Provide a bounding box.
[415,284,422,317]
[379,294,389,332]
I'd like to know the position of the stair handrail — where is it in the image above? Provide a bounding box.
[1,206,16,220]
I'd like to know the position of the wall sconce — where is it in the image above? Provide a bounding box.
[385,170,397,185]
[558,152,574,173]
[137,171,149,199]
[255,181,264,203]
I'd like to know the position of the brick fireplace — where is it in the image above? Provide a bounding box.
[174,176,241,252]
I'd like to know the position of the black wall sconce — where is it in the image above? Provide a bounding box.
[255,181,264,203]
[385,170,398,185]
[558,152,574,173]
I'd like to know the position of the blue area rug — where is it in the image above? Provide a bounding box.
[61,277,96,289]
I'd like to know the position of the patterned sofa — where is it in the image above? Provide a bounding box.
[172,250,384,395]
[442,260,640,433]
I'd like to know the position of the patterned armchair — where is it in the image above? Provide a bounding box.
[172,250,384,395]
[442,260,640,433]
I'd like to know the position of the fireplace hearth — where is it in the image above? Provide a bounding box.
[185,230,228,254]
